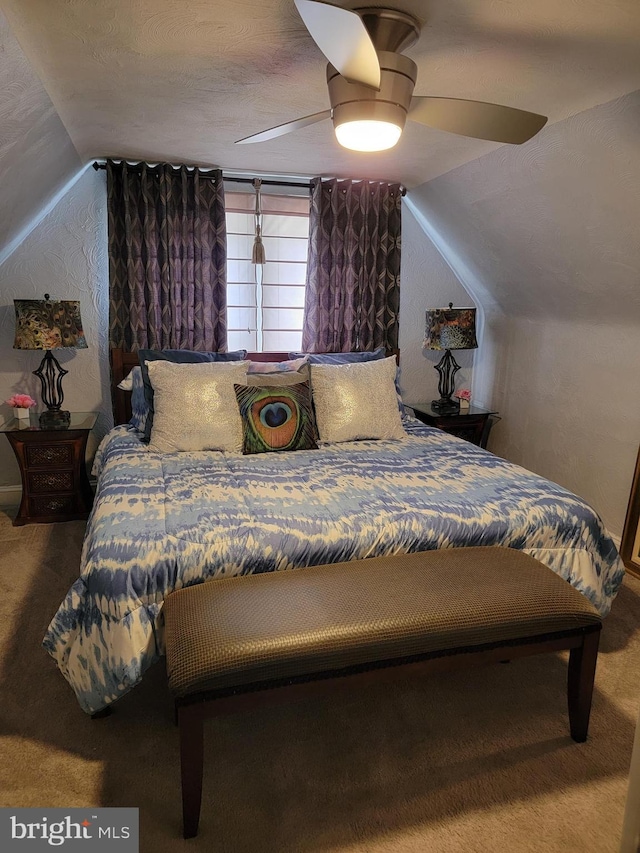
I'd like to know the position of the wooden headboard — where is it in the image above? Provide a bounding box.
[110,347,401,425]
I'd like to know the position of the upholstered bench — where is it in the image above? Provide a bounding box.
[164,546,602,838]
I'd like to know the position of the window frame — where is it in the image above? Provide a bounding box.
[224,185,310,353]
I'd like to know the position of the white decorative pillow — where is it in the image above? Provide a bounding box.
[310,356,406,443]
[146,360,248,452]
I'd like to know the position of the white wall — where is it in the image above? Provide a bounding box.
[407,91,640,537]
[494,317,640,535]
[0,168,111,496]
[398,201,476,407]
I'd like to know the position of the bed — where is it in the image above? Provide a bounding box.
[43,350,625,715]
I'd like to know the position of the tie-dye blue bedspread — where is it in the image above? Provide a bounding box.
[43,419,624,714]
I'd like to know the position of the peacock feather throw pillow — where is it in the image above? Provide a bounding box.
[234,381,318,454]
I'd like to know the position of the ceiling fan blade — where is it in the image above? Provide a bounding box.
[409,97,547,144]
[235,110,331,144]
[294,0,380,89]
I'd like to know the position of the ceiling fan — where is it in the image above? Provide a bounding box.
[236,0,547,152]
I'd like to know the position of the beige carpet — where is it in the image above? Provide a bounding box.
[0,506,639,853]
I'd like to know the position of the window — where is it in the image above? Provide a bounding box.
[225,191,310,352]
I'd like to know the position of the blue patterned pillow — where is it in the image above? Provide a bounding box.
[139,348,247,442]
[129,367,148,433]
[247,357,308,375]
[288,347,386,364]
[234,381,318,454]
[117,367,149,432]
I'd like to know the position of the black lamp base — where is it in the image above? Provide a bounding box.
[39,409,71,429]
[431,397,460,414]
[33,350,68,410]
[431,349,462,415]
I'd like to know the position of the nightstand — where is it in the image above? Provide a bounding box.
[407,403,498,448]
[2,412,97,526]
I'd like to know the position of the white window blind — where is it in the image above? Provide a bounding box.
[225,191,309,353]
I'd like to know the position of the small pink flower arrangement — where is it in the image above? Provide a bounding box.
[454,388,471,401]
[6,394,36,409]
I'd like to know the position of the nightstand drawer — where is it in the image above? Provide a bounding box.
[439,421,485,445]
[29,495,77,518]
[28,470,74,494]
[3,413,97,526]
[26,443,74,467]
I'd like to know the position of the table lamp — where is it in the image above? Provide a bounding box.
[424,303,477,413]
[13,295,88,427]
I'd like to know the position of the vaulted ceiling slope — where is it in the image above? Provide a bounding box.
[408,89,640,324]
[0,10,82,260]
[2,0,640,191]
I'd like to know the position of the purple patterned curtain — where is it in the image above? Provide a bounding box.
[107,161,228,351]
[301,177,402,353]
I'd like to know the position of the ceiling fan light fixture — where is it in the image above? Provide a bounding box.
[334,119,402,152]
[328,51,417,153]
[237,5,548,149]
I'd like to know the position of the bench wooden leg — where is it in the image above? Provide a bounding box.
[91,705,112,720]
[179,704,204,839]
[567,628,600,743]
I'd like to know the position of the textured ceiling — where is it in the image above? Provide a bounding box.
[2,0,640,186]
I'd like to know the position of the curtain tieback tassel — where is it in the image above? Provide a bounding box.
[252,235,266,265]
[252,178,266,266]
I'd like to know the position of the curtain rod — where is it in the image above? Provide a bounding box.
[226,177,312,190]
[92,162,309,190]
[92,162,405,194]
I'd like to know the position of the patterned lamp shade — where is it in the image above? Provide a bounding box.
[13,296,88,425]
[424,305,477,351]
[13,297,88,351]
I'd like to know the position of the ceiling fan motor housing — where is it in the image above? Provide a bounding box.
[356,7,421,52]
[327,51,417,134]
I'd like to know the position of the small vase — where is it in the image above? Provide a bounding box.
[14,407,30,422]
[458,399,470,410]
